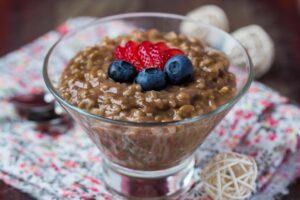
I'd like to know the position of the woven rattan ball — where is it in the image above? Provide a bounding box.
[201,152,257,200]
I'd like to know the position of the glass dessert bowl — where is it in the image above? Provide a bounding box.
[43,13,252,199]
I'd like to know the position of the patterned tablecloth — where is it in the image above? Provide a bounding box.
[0,17,300,200]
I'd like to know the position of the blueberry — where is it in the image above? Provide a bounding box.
[108,60,137,83]
[164,55,193,85]
[135,68,167,91]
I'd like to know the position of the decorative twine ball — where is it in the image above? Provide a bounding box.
[180,5,230,34]
[232,25,275,78]
[201,152,257,200]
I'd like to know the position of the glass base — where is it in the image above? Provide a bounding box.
[103,156,195,199]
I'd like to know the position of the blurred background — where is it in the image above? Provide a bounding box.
[0,0,299,199]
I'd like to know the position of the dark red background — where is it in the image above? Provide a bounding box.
[0,0,299,199]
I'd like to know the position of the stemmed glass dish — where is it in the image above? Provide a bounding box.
[43,13,252,199]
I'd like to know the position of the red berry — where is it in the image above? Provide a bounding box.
[149,45,162,69]
[138,41,154,70]
[114,46,125,60]
[154,42,168,52]
[162,48,184,63]
[153,42,169,69]
[124,41,138,59]
[114,40,184,71]
[124,41,142,69]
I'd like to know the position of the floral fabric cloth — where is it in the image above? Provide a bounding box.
[0,17,300,200]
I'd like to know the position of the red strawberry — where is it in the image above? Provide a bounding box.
[148,46,160,69]
[124,41,142,69]
[154,42,168,52]
[150,42,170,69]
[162,48,184,64]
[137,41,154,70]
[114,46,125,60]
[114,40,184,71]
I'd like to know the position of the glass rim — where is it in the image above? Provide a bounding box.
[43,12,253,127]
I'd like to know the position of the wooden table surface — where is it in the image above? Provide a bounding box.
[0,0,300,199]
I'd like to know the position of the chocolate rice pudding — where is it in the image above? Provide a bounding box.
[59,29,236,122]
[58,29,236,170]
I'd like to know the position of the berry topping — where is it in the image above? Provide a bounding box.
[154,42,169,52]
[108,60,137,83]
[124,41,141,70]
[148,42,167,70]
[111,41,193,90]
[115,46,125,60]
[164,55,193,84]
[114,41,184,71]
[162,48,184,63]
[135,68,167,91]
[138,41,154,70]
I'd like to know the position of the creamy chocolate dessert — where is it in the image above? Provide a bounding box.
[59,29,236,122]
[59,29,236,170]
